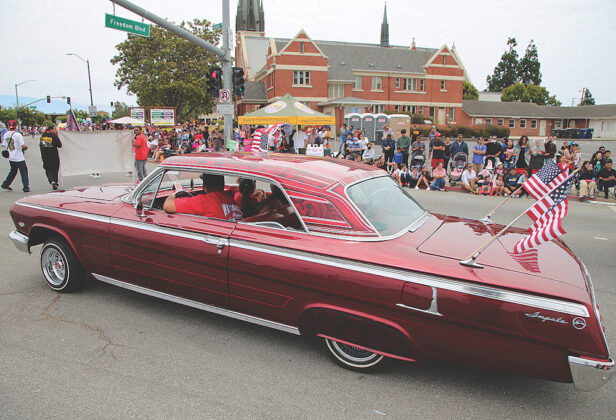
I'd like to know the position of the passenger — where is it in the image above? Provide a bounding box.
[259,184,288,212]
[163,174,242,220]
[235,178,266,218]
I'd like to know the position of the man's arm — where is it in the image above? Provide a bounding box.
[163,195,177,213]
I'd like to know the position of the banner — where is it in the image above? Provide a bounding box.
[130,107,145,124]
[58,131,133,176]
[150,108,175,126]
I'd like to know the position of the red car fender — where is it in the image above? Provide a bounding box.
[299,303,422,362]
[28,224,84,265]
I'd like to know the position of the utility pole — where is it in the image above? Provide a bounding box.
[110,0,233,143]
[14,79,36,131]
[67,53,94,107]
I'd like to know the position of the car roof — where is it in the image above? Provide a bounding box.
[162,152,383,190]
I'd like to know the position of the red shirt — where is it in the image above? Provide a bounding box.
[134,133,149,161]
[174,191,242,220]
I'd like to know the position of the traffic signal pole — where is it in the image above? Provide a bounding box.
[110,0,233,142]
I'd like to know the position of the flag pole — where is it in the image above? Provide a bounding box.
[480,185,524,222]
[460,166,580,268]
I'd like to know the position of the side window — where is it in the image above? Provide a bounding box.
[139,172,163,210]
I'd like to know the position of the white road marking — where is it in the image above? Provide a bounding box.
[594,237,608,240]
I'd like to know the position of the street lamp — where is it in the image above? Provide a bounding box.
[15,79,37,131]
[66,53,94,107]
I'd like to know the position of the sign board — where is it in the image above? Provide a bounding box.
[219,89,231,103]
[105,13,150,37]
[29,105,36,110]
[216,104,234,115]
[88,106,98,117]
[212,23,223,31]
[150,108,176,126]
[130,107,145,124]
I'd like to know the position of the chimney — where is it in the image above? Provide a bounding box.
[411,37,416,50]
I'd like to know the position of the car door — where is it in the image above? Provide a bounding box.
[109,170,235,308]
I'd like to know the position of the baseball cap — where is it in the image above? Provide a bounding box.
[8,120,17,130]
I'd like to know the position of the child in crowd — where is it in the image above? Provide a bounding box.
[495,162,505,176]
[390,147,404,173]
[493,174,505,196]
[391,162,402,184]
[416,166,432,190]
[409,166,421,188]
[399,164,411,187]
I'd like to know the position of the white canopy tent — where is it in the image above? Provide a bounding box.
[109,116,145,125]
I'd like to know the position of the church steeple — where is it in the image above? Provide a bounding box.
[380,2,389,48]
[236,0,265,32]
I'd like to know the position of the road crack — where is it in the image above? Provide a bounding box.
[41,293,118,359]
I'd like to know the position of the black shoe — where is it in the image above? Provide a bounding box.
[52,182,58,190]
[23,187,30,193]
[2,185,12,191]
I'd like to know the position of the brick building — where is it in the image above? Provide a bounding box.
[234,1,471,129]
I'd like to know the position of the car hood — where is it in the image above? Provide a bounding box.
[56,183,134,201]
[417,214,587,287]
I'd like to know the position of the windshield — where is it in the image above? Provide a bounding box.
[347,176,426,236]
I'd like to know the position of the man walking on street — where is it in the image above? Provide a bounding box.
[39,125,62,190]
[397,129,411,166]
[133,126,148,181]
[2,120,30,192]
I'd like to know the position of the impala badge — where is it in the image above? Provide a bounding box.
[572,317,587,330]
[524,311,567,325]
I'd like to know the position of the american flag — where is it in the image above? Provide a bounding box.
[507,249,540,273]
[513,173,574,253]
[250,124,281,152]
[66,108,81,131]
[524,160,568,201]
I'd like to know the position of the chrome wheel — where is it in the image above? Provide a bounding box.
[325,338,385,370]
[42,246,68,287]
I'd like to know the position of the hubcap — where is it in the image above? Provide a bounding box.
[42,247,67,286]
[331,341,380,363]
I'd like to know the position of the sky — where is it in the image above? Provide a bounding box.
[1,0,615,113]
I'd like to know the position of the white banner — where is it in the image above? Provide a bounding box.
[58,131,133,176]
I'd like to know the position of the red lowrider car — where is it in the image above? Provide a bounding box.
[8,153,613,390]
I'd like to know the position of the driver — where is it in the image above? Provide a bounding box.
[163,173,242,221]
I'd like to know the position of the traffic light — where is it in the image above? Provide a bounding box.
[207,67,222,98]
[233,67,245,97]
[46,95,51,103]
[67,97,71,105]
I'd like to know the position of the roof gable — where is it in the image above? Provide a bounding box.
[276,29,327,58]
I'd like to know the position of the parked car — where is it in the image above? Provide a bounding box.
[8,153,614,390]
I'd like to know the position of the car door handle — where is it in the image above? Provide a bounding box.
[203,236,228,254]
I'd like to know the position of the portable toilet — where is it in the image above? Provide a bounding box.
[374,114,389,145]
[361,113,376,143]
[347,113,362,132]
[388,114,411,140]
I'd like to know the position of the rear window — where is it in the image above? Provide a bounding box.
[347,176,426,236]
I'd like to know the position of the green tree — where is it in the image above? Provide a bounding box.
[579,88,595,106]
[111,101,131,119]
[462,81,479,100]
[111,19,221,121]
[519,40,542,86]
[486,37,520,92]
[501,83,529,102]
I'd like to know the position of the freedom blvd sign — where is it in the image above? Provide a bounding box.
[105,13,150,37]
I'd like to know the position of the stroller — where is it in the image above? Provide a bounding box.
[449,152,468,186]
[410,153,425,170]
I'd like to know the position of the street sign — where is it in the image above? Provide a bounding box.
[29,105,36,110]
[216,104,234,115]
[219,89,231,103]
[88,106,98,117]
[105,13,150,37]
[212,23,223,31]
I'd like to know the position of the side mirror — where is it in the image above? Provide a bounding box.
[135,201,146,218]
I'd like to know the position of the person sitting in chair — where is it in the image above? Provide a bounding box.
[163,173,242,220]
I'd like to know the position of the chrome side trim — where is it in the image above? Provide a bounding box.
[568,356,614,391]
[15,202,110,224]
[229,239,590,318]
[9,230,30,254]
[92,274,300,335]
[397,287,443,317]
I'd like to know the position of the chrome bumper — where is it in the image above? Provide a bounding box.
[9,230,30,254]
[568,355,614,391]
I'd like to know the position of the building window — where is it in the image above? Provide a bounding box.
[485,118,492,125]
[531,119,537,129]
[353,75,362,90]
[418,107,423,115]
[430,107,435,118]
[299,42,304,53]
[441,80,446,90]
[509,119,515,128]
[555,121,562,128]
[420,79,425,91]
[449,107,455,122]
[301,101,311,108]
[395,78,400,89]
[520,119,527,128]
[293,70,310,86]
[372,76,382,90]
[442,55,447,65]
[498,118,504,126]
[372,104,385,113]
[394,105,400,112]
[402,78,418,92]
[328,83,345,99]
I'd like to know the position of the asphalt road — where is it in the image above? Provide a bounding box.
[1,135,615,419]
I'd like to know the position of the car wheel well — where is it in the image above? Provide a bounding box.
[299,307,417,362]
[29,226,67,248]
